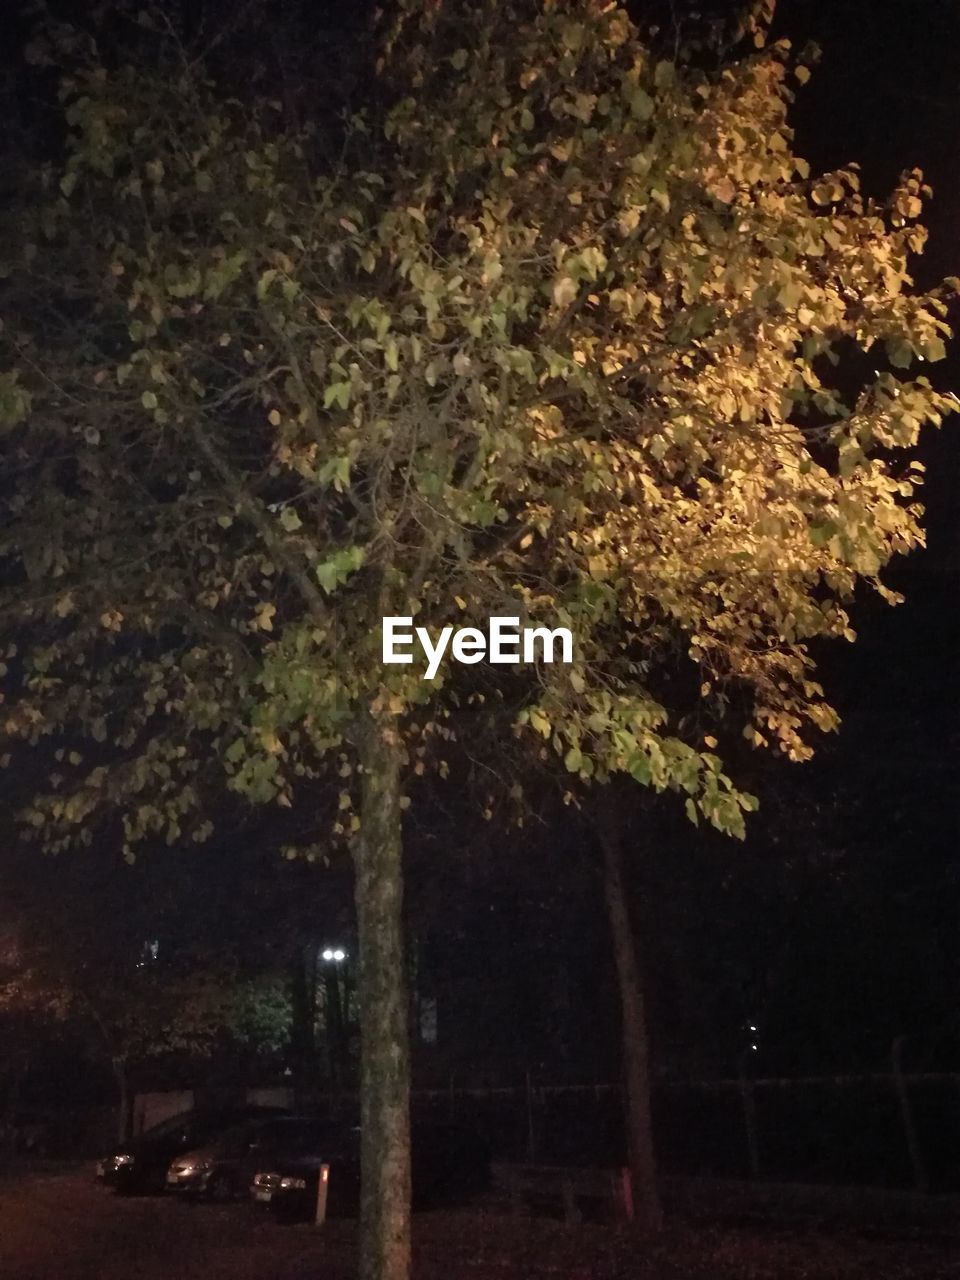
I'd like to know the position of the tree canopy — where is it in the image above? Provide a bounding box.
[1,0,953,846]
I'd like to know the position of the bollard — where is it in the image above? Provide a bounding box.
[315,1163,330,1226]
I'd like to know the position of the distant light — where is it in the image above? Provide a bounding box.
[749,1024,757,1032]
[751,1043,758,1051]
[322,949,334,961]
[332,949,346,962]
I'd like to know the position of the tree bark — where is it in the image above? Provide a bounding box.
[354,705,411,1280]
[596,807,663,1232]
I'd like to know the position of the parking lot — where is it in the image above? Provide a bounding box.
[0,1165,352,1280]
[1,1164,958,1280]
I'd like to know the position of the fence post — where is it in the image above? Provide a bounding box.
[739,1075,761,1179]
[891,1037,928,1193]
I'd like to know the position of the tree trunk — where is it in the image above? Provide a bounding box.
[596,808,663,1232]
[354,705,411,1280]
[289,945,317,1088]
[111,1056,131,1145]
[2,1051,29,1155]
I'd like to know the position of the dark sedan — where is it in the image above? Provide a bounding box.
[251,1119,489,1221]
[96,1105,287,1195]
[164,1114,326,1201]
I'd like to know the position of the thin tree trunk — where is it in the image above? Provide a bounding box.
[289,945,316,1088]
[3,1051,29,1155]
[354,704,411,1280]
[596,808,663,1232]
[111,1056,131,1145]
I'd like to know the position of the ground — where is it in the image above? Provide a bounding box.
[0,1165,957,1280]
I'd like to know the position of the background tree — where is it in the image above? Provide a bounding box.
[1,0,955,1272]
[1,858,293,1142]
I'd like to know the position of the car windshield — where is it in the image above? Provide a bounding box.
[278,1121,354,1156]
[208,1121,261,1153]
[137,1112,195,1141]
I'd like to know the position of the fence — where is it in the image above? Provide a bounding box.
[406,1064,960,1193]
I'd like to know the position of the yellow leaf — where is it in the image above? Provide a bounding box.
[552,275,578,308]
[254,602,276,632]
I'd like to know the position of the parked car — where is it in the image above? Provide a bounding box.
[251,1119,490,1221]
[96,1105,288,1194]
[164,1114,328,1201]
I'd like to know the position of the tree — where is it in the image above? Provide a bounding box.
[1,1,954,1272]
[1,871,293,1142]
[0,922,71,1151]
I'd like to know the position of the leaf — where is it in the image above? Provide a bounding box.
[256,268,278,299]
[628,87,654,121]
[529,708,551,738]
[279,507,302,532]
[315,561,339,593]
[253,602,276,632]
[552,275,578,308]
[561,19,585,51]
[564,746,582,773]
[323,381,351,410]
[885,337,913,369]
[141,390,158,410]
[628,754,652,785]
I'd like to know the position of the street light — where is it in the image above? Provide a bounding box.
[321,947,347,963]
